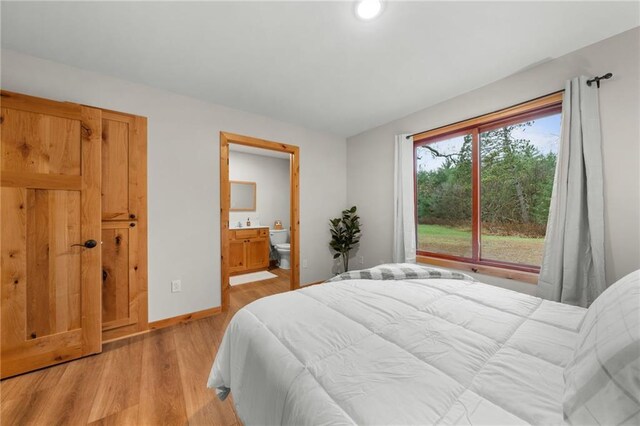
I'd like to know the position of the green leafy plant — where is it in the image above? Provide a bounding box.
[329,206,362,273]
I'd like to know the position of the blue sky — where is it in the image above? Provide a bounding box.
[417,113,561,172]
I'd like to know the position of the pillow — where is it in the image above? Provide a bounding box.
[563,270,640,425]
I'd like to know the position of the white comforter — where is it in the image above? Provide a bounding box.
[208,276,586,425]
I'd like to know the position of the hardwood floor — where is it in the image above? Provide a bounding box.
[1,268,291,426]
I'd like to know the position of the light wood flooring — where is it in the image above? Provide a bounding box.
[1,268,292,426]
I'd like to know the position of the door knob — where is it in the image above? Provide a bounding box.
[71,239,98,249]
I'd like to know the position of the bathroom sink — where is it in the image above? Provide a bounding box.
[229,224,268,230]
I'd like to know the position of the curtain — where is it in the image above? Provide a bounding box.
[537,76,606,307]
[393,134,416,263]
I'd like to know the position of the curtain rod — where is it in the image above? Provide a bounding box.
[406,73,612,141]
[405,89,564,140]
[586,72,613,88]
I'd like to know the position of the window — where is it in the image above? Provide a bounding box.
[414,93,562,273]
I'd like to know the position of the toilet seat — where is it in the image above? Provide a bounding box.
[275,243,290,251]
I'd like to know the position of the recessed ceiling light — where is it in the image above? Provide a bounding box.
[356,0,383,21]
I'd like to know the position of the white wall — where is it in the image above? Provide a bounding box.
[229,151,290,230]
[347,28,640,291]
[1,49,347,321]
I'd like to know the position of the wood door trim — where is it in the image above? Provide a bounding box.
[1,171,82,190]
[220,132,300,311]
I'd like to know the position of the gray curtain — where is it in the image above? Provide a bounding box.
[537,76,606,307]
[393,134,416,263]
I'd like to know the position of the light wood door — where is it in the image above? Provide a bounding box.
[99,109,148,342]
[0,90,102,378]
[246,238,269,270]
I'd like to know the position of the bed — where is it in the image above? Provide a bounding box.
[208,264,640,425]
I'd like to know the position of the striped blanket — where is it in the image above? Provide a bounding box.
[326,263,475,283]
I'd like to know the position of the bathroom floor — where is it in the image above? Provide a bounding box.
[231,267,290,288]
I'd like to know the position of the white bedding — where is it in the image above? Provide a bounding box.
[208,275,586,425]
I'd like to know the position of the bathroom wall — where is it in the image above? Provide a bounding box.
[229,151,290,230]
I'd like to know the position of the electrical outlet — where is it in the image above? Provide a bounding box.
[171,279,182,293]
[359,256,364,265]
[302,259,308,268]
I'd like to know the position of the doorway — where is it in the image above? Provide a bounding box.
[219,132,300,310]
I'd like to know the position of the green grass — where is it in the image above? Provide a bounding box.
[418,224,544,266]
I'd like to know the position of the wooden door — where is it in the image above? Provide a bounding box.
[101,221,139,332]
[246,238,269,270]
[99,110,147,342]
[0,91,102,378]
[229,239,246,274]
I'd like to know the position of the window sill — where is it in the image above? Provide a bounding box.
[416,255,539,284]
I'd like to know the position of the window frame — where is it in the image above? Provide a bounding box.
[413,92,563,279]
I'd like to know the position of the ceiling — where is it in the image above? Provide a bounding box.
[2,2,638,137]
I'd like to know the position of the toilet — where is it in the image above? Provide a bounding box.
[269,229,290,270]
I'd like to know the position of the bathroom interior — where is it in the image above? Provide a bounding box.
[228,144,291,287]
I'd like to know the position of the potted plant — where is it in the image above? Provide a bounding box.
[329,206,362,273]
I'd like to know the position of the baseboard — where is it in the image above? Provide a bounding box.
[148,306,222,330]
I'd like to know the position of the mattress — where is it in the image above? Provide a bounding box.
[208,274,586,425]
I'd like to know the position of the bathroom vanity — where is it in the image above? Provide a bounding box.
[228,226,270,275]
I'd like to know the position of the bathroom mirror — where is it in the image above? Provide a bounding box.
[230,181,256,211]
